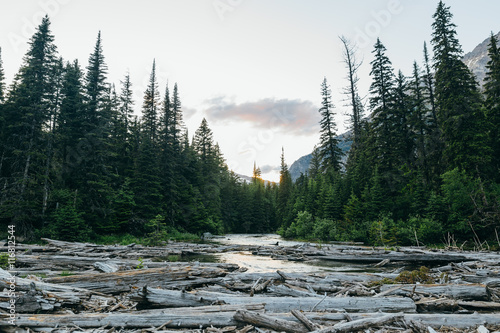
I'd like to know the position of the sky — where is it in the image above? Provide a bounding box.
[1,0,499,182]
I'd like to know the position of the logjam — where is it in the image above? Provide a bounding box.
[1,238,500,333]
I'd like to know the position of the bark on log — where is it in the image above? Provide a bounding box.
[135,289,416,313]
[44,265,228,294]
[291,309,321,331]
[234,309,308,333]
[379,283,490,301]
[310,313,403,333]
[309,252,467,263]
[5,309,500,331]
[2,304,265,330]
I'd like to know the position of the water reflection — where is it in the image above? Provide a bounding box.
[213,234,382,273]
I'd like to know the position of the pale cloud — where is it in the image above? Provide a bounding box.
[204,97,322,136]
[182,106,198,120]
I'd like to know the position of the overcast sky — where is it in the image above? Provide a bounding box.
[1,0,499,181]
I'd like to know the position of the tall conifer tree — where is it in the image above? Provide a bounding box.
[431,1,489,174]
[483,33,500,178]
[318,77,342,173]
[142,60,160,142]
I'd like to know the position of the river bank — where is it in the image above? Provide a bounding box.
[1,235,500,332]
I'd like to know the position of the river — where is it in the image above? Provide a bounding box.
[209,234,380,274]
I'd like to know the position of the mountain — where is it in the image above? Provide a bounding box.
[288,33,498,182]
[463,31,500,86]
[236,173,274,185]
[289,132,352,181]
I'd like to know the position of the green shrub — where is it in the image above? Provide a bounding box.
[0,253,9,269]
[312,218,338,241]
[395,266,434,284]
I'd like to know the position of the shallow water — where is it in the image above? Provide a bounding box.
[213,234,382,273]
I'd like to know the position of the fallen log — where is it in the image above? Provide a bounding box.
[298,312,500,329]
[310,313,404,333]
[291,309,321,331]
[0,273,110,297]
[309,252,467,264]
[130,286,214,308]
[267,284,320,298]
[44,265,228,294]
[137,289,416,313]
[378,283,490,301]
[3,304,265,330]
[234,309,308,333]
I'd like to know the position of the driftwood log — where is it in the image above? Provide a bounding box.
[44,265,228,294]
[131,287,416,313]
[3,238,500,332]
[379,283,490,301]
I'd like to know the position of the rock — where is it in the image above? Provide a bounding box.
[477,325,489,333]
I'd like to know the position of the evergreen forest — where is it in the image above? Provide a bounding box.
[0,1,499,247]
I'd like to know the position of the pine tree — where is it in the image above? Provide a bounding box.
[422,41,443,185]
[483,33,500,179]
[368,38,396,173]
[1,15,59,235]
[392,70,414,168]
[422,42,438,125]
[132,134,163,222]
[80,31,116,232]
[171,83,183,149]
[308,146,322,179]
[252,162,263,185]
[57,60,85,188]
[142,60,160,142]
[277,148,293,228]
[84,31,108,131]
[193,118,215,163]
[431,1,489,174]
[113,73,135,178]
[318,77,342,173]
[119,72,135,138]
[159,82,177,226]
[193,118,223,229]
[409,61,430,183]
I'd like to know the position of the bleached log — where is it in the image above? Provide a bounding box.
[285,280,342,293]
[44,265,228,294]
[309,252,467,264]
[136,289,416,313]
[297,312,500,329]
[310,313,403,333]
[2,304,265,330]
[234,309,308,333]
[291,309,321,331]
[267,284,320,298]
[130,286,214,307]
[41,237,97,248]
[93,261,120,273]
[0,274,108,297]
[379,283,490,301]
[415,298,500,312]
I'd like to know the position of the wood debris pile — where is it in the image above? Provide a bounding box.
[1,237,499,332]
